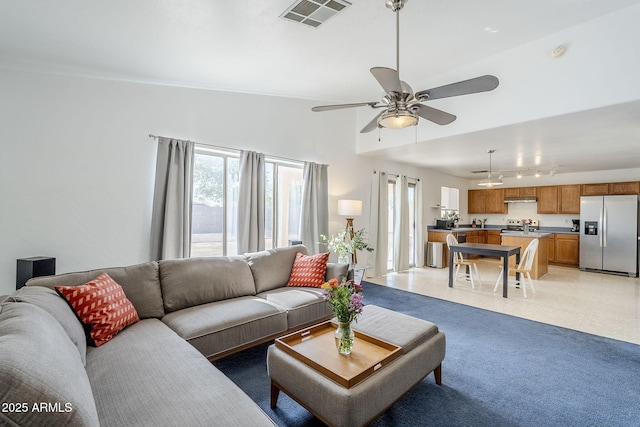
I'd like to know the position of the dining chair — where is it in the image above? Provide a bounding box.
[493,238,539,298]
[446,234,482,289]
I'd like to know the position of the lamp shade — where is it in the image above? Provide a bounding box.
[378,110,418,129]
[338,199,362,217]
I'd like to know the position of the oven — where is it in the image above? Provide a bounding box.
[504,219,540,232]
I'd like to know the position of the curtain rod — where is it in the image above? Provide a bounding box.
[148,134,325,167]
[373,170,420,182]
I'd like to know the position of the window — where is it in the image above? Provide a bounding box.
[191,148,239,257]
[265,160,303,249]
[440,186,459,219]
[190,146,303,256]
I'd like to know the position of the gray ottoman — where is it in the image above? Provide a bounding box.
[267,305,446,427]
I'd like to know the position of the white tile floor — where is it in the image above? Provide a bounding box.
[366,260,640,345]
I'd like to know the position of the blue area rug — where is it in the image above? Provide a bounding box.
[214,282,640,426]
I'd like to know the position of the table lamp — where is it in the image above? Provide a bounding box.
[337,199,362,264]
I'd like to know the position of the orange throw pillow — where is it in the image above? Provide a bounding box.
[287,252,330,288]
[55,273,139,346]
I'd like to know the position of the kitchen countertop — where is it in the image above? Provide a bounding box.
[500,231,552,238]
[427,227,503,233]
[427,226,578,235]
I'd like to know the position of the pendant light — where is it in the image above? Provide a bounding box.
[477,149,503,187]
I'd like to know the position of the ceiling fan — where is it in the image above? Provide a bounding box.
[312,0,499,133]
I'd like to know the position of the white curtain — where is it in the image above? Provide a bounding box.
[150,137,194,260]
[237,150,265,254]
[414,178,424,267]
[394,174,410,272]
[366,170,389,277]
[300,162,328,254]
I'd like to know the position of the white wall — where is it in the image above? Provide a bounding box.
[0,68,466,295]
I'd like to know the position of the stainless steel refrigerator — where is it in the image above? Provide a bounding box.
[579,195,639,276]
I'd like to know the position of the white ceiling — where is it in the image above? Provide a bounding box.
[2,0,640,179]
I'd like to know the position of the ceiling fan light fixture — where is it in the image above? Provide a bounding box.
[378,110,418,129]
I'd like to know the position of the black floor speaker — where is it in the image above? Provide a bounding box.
[16,257,56,290]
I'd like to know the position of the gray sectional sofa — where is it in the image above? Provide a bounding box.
[0,245,347,426]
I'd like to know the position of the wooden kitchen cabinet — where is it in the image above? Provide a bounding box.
[553,234,579,267]
[468,189,506,214]
[504,187,536,198]
[581,183,609,196]
[485,189,507,213]
[486,230,502,245]
[609,181,640,195]
[558,184,580,214]
[548,234,556,262]
[468,190,485,214]
[537,186,559,214]
[504,188,519,198]
[519,187,537,197]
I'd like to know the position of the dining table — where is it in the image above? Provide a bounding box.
[448,243,521,298]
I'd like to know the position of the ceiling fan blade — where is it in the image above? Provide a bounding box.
[360,111,385,133]
[312,102,379,112]
[415,75,499,101]
[414,104,457,125]
[370,67,403,95]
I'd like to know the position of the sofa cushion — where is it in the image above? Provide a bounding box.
[26,261,164,319]
[56,273,140,347]
[258,287,333,329]
[7,285,87,365]
[325,262,350,283]
[287,252,330,288]
[161,296,287,359]
[85,319,276,427]
[0,302,100,426]
[246,245,308,293]
[159,257,256,313]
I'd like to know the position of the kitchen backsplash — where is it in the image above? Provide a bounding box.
[465,203,577,228]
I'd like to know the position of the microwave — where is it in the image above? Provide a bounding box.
[435,220,454,230]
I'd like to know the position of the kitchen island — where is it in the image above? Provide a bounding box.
[500,232,551,279]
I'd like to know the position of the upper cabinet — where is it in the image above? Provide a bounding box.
[504,187,536,198]
[558,185,580,214]
[537,186,559,214]
[581,183,609,196]
[609,181,640,195]
[485,189,507,213]
[468,181,638,216]
[504,188,519,198]
[468,190,485,214]
[468,189,506,214]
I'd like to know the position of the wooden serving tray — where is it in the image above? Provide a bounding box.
[275,321,402,388]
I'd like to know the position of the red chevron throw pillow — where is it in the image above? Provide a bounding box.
[287,252,330,288]
[55,273,139,346]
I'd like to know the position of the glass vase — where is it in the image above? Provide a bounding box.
[334,321,355,355]
[524,223,530,234]
[337,254,350,265]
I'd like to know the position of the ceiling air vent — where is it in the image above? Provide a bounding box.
[280,0,351,28]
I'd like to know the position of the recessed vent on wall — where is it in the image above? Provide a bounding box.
[280,0,351,28]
